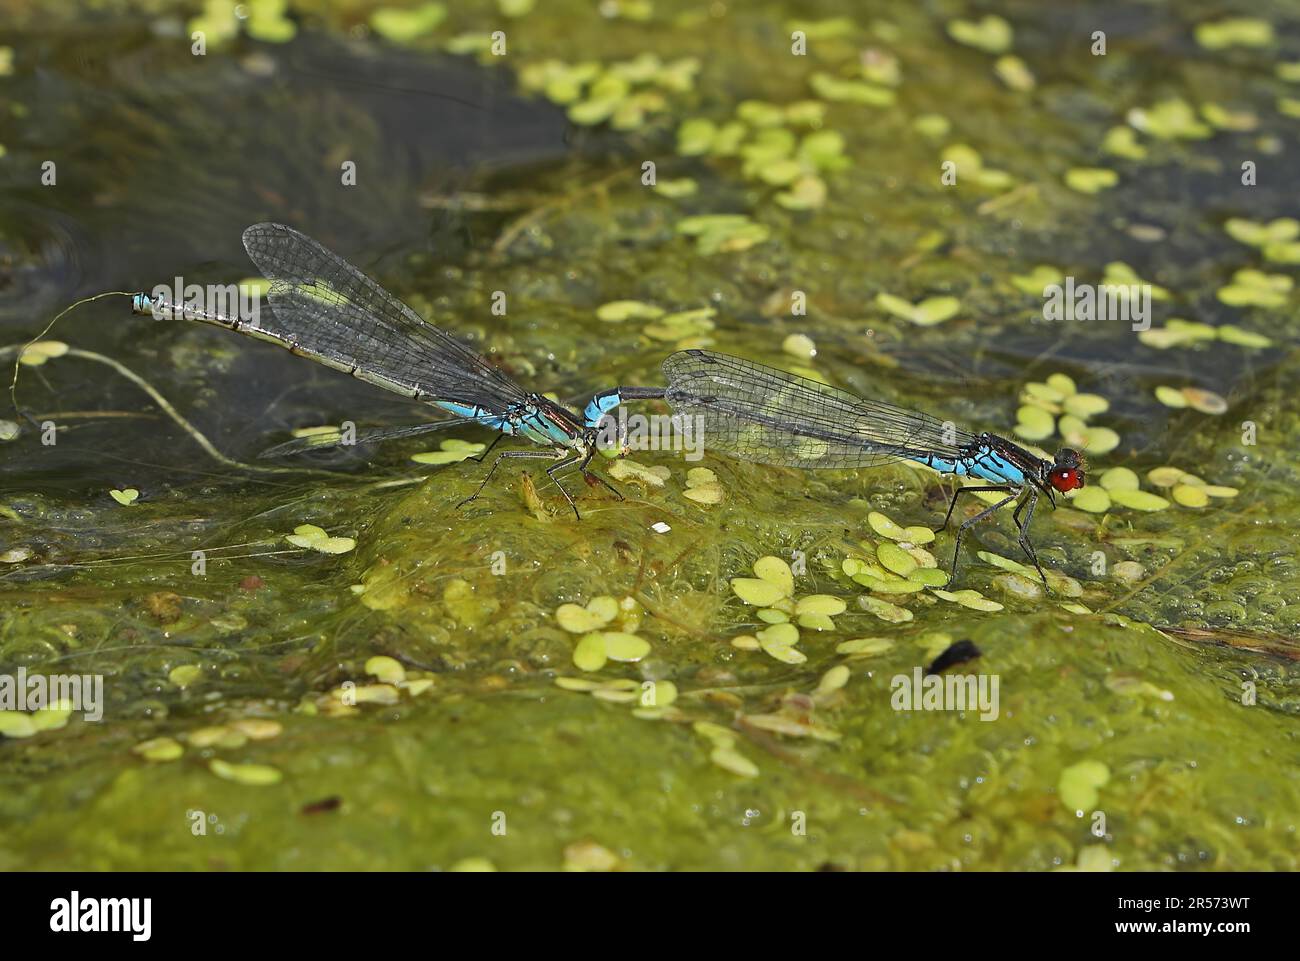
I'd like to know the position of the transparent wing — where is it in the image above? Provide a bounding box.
[241,223,531,412]
[661,349,976,469]
[259,416,490,458]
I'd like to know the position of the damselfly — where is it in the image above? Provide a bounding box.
[131,223,657,517]
[598,349,1086,586]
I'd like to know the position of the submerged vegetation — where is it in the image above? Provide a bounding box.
[0,0,1298,870]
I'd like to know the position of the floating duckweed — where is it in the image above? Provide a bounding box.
[608,459,671,487]
[993,54,1034,91]
[1146,466,1185,487]
[710,746,759,778]
[931,589,1003,612]
[816,665,850,696]
[859,595,913,622]
[731,635,760,651]
[600,632,651,662]
[1010,265,1065,296]
[867,511,906,540]
[876,542,918,577]
[230,719,282,740]
[189,725,245,749]
[797,613,836,632]
[364,656,406,684]
[1104,673,1174,701]
[1224,217,1298,248]
[751,555,795,596]
[555,676,600,692]
[683,467,725,504]
[782,334,817,361]
[410,438,488,465]
[795,594,846,616]
[996,572,1043,598]
[556,596,619,633]
[946,14,1012,53]
[853,573,924,594]
[836,637,894,656]
[595,300,665,323]
[757,623,805,664]
[351,684,401,705]
[1108,489,1170,511]
[29,701,72,733]
[977,550,1032,576]
[1194,17,1274,50]
[1064,167,1118,194]
[775,175,829,211]
[133,737,183,762]
[641,680,677,708]
[1217,268,1291,308]
[168,665,203,688]
[285,524,356,555]
[1014,405,1055,441]
[1172,484,1210,508]
[370,3,447,42]
[1058,760,1110,811]
[913,113,951,138]
[1112,561,1146,584]
[676,214,771,254]
[1062,393,1110,419]
[1104,262,1170,300]
[1127,98,1211,139]
[809,73,894,106]
[756,608,789,624]
[693,720,736,745]
[939,144,1014,190]
[0,712,36,738]
[572,633,608,672]
[1057,421,1119,456]
[18,340,69,367]
[1069,487,1111,513]
[1154,385,1186,408]
[731,578,786,607]
[1182,388,1228,414]
[209,758,283,787]
[1202,485,1238,498]
[1154,385,1226,414]
[1098,467,1139,491]
[908,567,949,588]
[109,488,140,506]
[875,293,960,327]
[1102,125,1147,160]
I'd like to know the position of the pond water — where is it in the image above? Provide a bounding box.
[0,0,1297,870]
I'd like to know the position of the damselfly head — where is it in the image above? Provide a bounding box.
[1047,448,1086,492]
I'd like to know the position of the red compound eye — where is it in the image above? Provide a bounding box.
[1049,466,1084,492]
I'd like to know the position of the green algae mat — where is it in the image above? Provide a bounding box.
[1,0,1299,870]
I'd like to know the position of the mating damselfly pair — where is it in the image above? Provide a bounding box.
[131,224,1084,585]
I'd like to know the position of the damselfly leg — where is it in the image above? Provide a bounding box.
[941,484,1017,531]
[949,488,1019,586]
[1011,490,1049,587]
[458,449,561,511]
